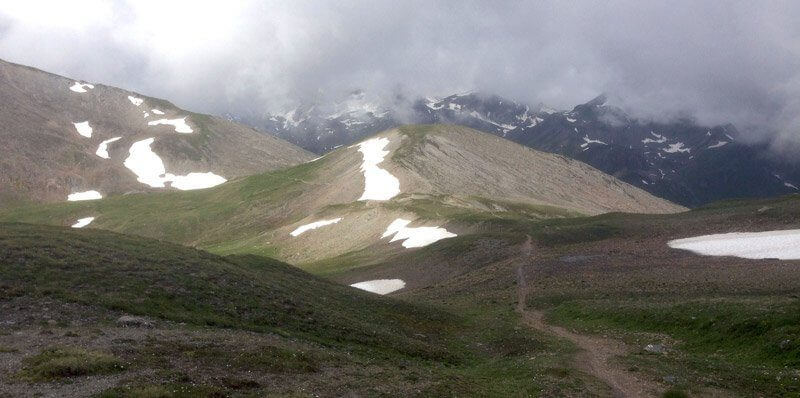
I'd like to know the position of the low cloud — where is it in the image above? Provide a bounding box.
[1,1,799,144]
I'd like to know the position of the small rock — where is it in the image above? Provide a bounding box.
[758,206,772,213]
[644,343,665,354]
[663,374,677,384]
[117,315,154,328]
[780,339,792,350]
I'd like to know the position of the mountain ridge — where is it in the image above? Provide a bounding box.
[0,58,313,205]
[252,91,800,207]
[0,124,683,266]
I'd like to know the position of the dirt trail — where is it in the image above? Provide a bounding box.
[516,236,661,397]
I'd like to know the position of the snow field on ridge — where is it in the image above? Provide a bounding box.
[356,137,400,201]
[69,82,93,93]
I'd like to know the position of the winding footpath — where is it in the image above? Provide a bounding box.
[515,236,661,397]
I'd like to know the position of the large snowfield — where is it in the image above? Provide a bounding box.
[356,137,400,201]
[350,279,406,295]
[124,138,171,188]
[382,218,457,248]
[124,138,226,190]
[668,229,800,260]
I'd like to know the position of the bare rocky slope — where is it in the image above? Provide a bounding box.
[0,59,313,205]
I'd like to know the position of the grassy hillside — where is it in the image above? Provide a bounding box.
[3,196,798,395]
[0,143,579,265]
[1,223,462,358]
[517,195,800,396]
[301,194,800,396]
[0,222,591,396]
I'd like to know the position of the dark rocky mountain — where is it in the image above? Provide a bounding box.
[256,92,800,207]
[259,90,397,154]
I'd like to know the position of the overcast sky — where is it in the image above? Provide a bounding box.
[1,1,799,142]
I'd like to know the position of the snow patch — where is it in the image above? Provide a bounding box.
[151,109,165,115]
[786,182,798,190]
[668,230,800,260]
[580,135,607,148]
[708,141,728,149]
[468,111,517,131]
[350,279,406,295]
[290,218,343,237]
[642,132,667,144]
[95,137,121,159]
[148,117,193,133]
[73,121,93,138]
[356,137,400,201]
[170,172,227,190]
[69,82,93,93]
[124,138,226,190]
[282,109,308,128]
[381,218,457,248]
[71,217,95,228]
[124,138,169,188]
[127,96,144,106]
[541,107,557,114]
[566,117,577,123]
[424,97,443,110]
[663,142,690,153]
[67,190,102,201]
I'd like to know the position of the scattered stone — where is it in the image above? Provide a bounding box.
[117,315,154,328]
[663,374,677,384]
[644,343,665,354]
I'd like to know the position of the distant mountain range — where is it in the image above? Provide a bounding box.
[254,91,800,207]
